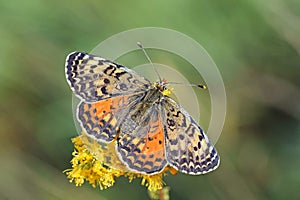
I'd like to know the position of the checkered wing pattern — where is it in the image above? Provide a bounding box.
[116,102,167,175]
[65,52,151,103]
[161,97,220,174]
[77,93,144,143]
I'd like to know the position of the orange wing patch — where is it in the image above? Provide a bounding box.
[117,112,167,175]
[77,94,140,143]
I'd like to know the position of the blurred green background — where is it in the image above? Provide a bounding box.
[1,0,300,199]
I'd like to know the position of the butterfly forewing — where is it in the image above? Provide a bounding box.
[161,97,220,174]
[65,52,151,103]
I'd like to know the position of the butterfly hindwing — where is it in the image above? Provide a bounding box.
[161,97,220,174]
[65,52,151,103]
[77,93,143,143]
[116,98,167,175]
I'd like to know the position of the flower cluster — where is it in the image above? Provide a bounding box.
[64,132,176,192]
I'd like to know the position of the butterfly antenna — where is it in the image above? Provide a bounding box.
[166,82,207,90]
[137,42,162,82]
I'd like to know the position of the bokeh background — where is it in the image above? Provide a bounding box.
[1,0,300,199]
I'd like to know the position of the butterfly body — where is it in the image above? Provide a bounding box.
[66,51,220,175]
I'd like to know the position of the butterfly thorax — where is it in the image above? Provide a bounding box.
[126,83,167,126]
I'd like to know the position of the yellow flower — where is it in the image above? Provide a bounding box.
[64,132,177,192]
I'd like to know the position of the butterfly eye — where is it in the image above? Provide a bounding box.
[164,85,167,90]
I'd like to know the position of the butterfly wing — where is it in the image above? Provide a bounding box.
[161,97,220,175]
[77,92,145,143]
[116,103,167,175]
[65,52,151,103]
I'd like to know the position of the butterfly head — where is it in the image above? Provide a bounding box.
[154,79,172,96]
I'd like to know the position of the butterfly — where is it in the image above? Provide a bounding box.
[65,51,220,175]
